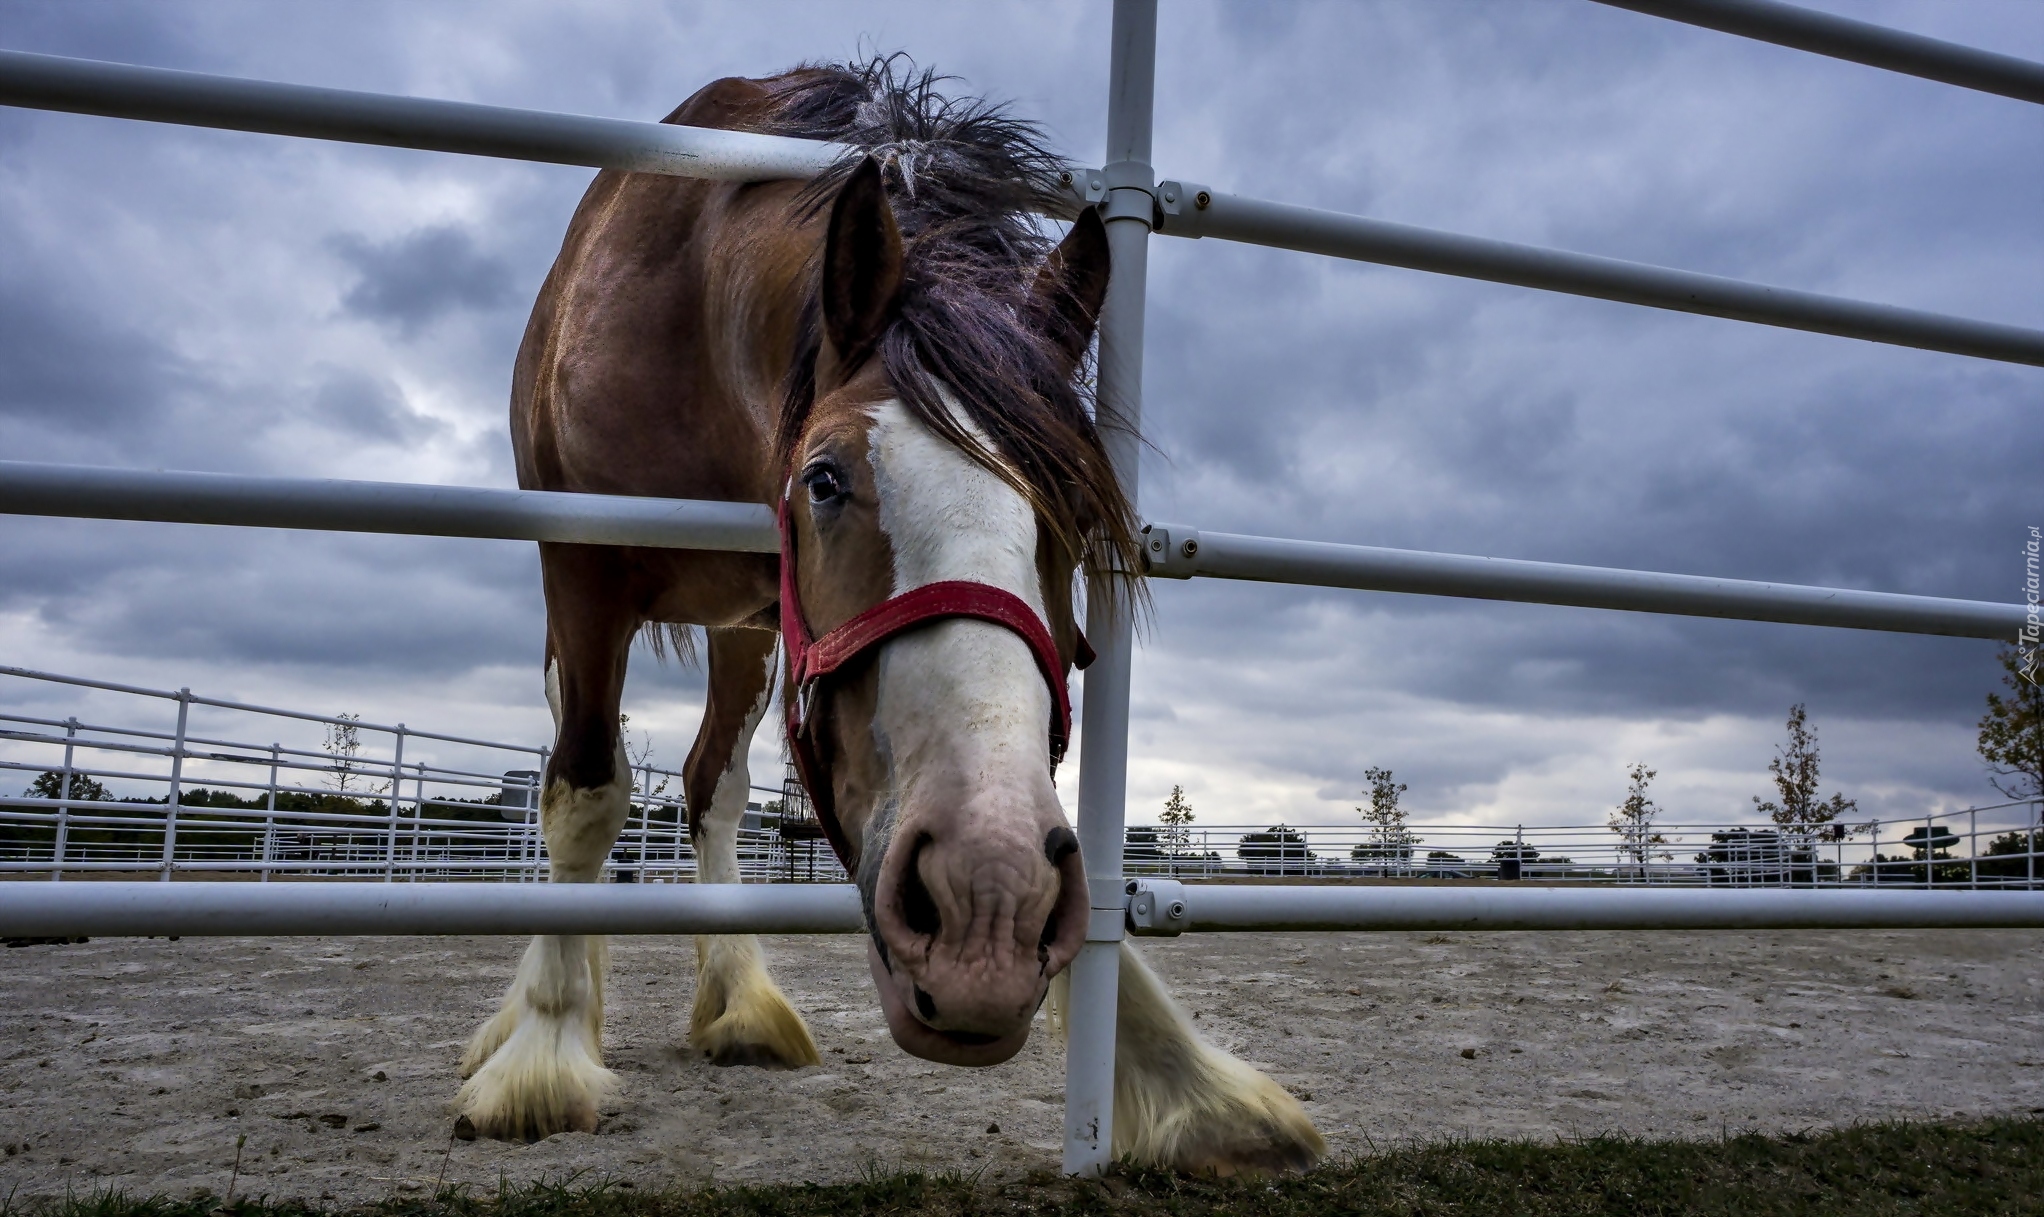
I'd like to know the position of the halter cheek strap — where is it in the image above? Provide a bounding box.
[778,492,1087,869]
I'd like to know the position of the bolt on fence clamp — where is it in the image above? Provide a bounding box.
[1155,181,1213,239]
[1139,522,1200,579]
[1125,878,1190,937]
[1056,165,1109,212]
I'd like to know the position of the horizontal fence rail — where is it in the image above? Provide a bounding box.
[1591,0,2044,106]
[7,880,2043,939]
[4,464,2018,639]
[0,461,779,552]
[1124,881,2044,934]
[0,881,867,937]
[1158,187,2044,367]
[9,50,2038,369]
[1142,524,2026,640]
[0,49,850,180]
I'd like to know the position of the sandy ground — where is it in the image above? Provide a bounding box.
[2,922,2041,1204]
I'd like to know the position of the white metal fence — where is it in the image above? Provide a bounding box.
[4,664,2033,890]
[2,0,2042,1175]
[0,666,845,885]
[1120,807,2042,889]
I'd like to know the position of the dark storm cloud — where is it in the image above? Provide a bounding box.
[0,0,2036,821]
[329,225,516,336]
[0,282,187,429]
[1128,0,2041,754]
[3,521,545,676]
[308,369,444,444]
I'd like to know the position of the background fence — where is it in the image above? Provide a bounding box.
[5,664,2033,890]
[0,666,842,884]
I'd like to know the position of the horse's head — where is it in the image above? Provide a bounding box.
[778,157,1125,1065]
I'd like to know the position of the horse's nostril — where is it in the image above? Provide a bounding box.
[1037,908,1059,967]
[1044,826,1078,867]
[900,835,941,938]
[914,985,938,1022]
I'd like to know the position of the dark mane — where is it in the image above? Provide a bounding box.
[755,56,1144,613]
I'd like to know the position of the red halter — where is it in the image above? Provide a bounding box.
[777,491,1089,868]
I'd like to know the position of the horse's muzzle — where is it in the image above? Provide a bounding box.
[868,939,1037,1065]
[864,822,1091,1065]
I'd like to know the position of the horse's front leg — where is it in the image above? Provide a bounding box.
[684,626,819,1067]
[1053,942,1325,1174]
[457,602,633,1140]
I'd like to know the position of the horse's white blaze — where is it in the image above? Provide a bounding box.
[864,397,1052,783]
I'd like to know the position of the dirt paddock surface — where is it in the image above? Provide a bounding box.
[2,922,2040,1204]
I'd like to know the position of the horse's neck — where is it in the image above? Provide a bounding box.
[517,174,818,502]
[705,240,810,442]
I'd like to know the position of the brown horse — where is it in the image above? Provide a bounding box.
[461,58,1322,1174]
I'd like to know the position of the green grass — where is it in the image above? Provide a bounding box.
[12,1116,2043,1217]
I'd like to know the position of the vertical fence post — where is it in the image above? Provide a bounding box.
[682,785,699,879]
[384,725,406,882]
[527,748,547,882]
[1970,806,1978,890]
[639,761,653,882]
[50,717,79,881]
[159,689,190,882]
[1064,0,1156,1178]
[1924,811,1934,890]
[260,743,279,882]
[409,762,425,881]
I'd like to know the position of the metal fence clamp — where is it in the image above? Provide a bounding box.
[1100,159,1158,229]
[1125,877,1189,936]
[1139,522,1200,578]
[1086,875,1129,942]
[1058,166,1108,212]
[1155,180,1212,239]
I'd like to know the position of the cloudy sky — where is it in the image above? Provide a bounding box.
[1,1,2038,842]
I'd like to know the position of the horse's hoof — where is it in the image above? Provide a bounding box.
[1137,1064,1327,1176]
[460,1094,600,1144]
[454,1021,616,1142]
[691,988,821,1068]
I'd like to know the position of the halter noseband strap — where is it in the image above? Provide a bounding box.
[777,493,1086,868]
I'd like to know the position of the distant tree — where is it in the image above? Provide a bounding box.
[1352,766,1419,869]
[1159,784,1195,850]
[1423,849,1469,877]
[1754,704,1857,838]
[619,713,672,813]
[1239,825,1316,874]
[1490,840,1540,864]
[1489,839,1540,880]
[323,713,375,796]
[1123,825,1164,870]
[1978,645,2044,804]
[1977,829,2041,882]
[24,770,111,803]
[1608,763,1671,877]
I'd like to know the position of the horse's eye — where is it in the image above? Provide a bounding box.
[804,465,846,504]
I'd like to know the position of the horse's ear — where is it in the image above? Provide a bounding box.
[1029,207,1112,374]
[818,156,903,389]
